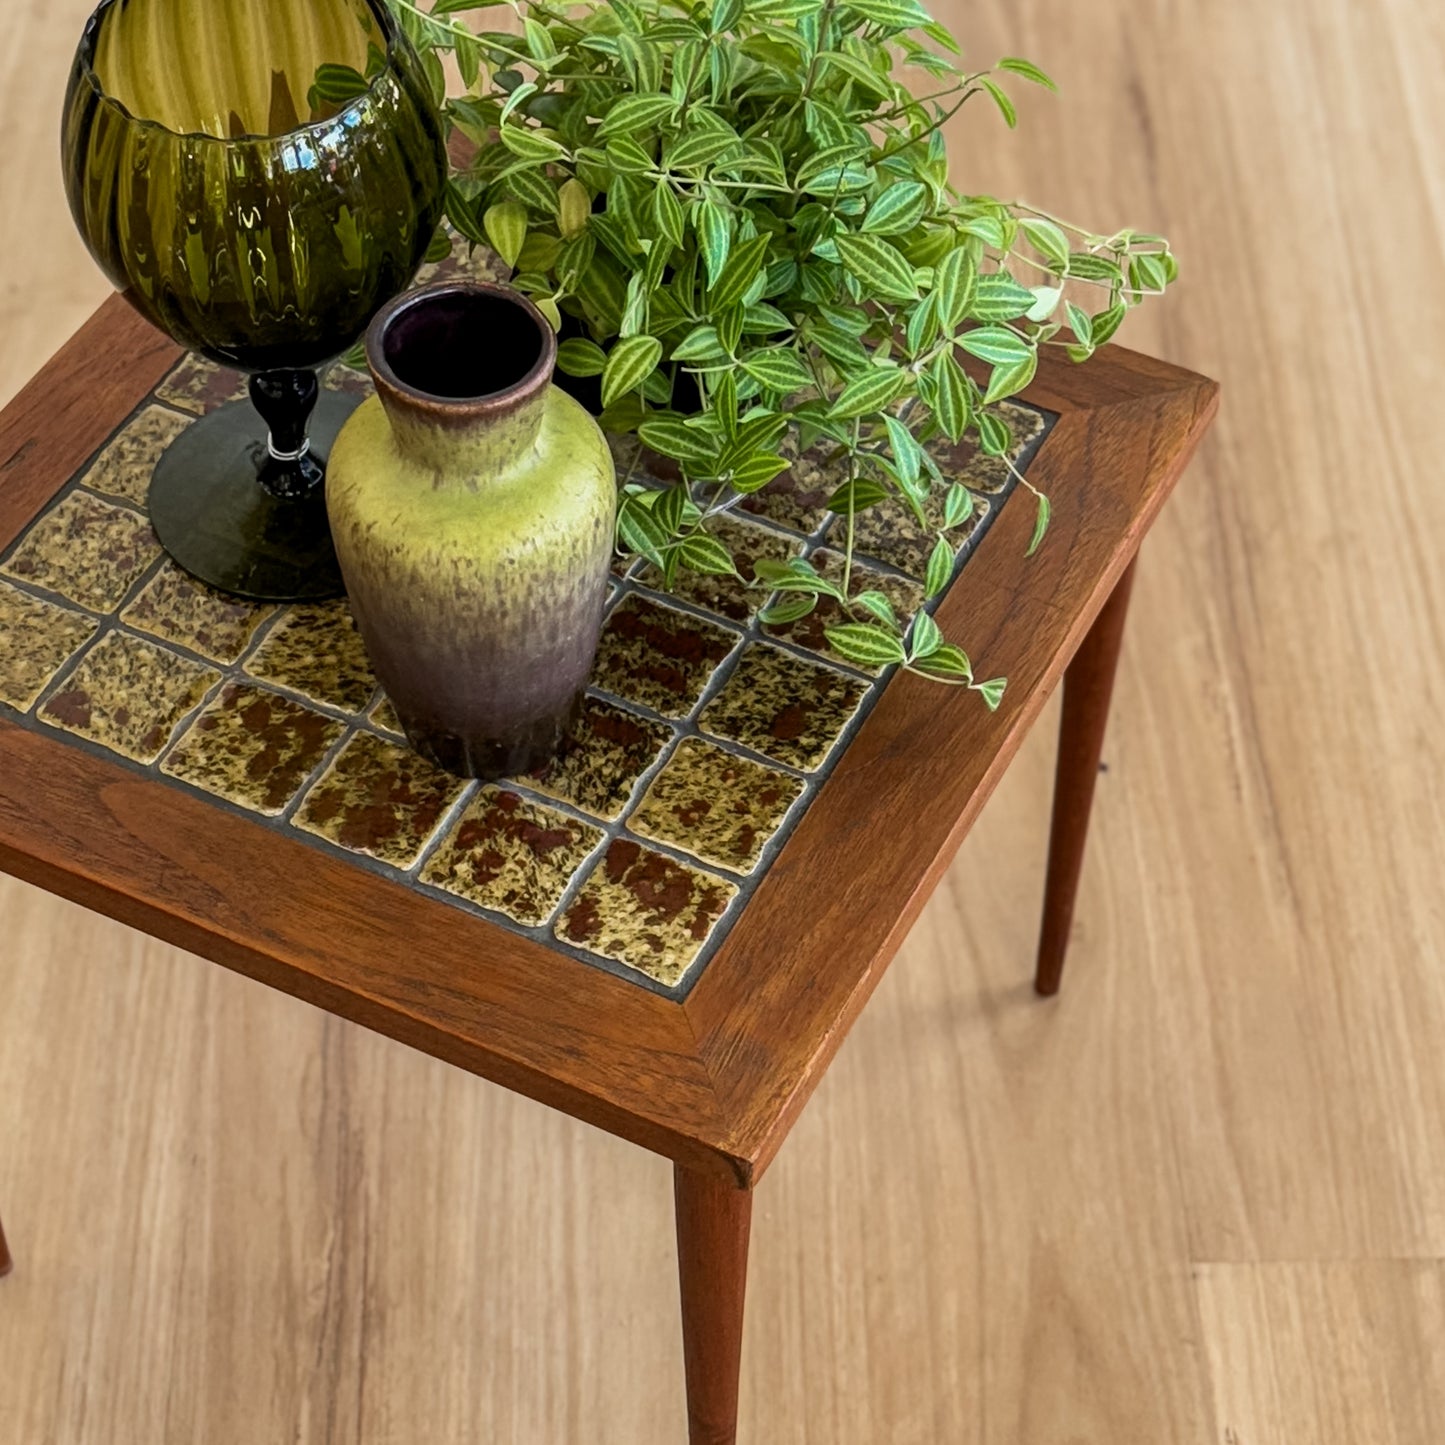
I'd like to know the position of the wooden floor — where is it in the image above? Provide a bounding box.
[3,1,1443,1441]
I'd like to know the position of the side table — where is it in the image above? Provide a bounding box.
[0,293,1217,1443]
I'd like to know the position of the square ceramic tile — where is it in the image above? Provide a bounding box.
[243,600,377,712]
[121,562,274,664]
[1,491,160,613]
[557,838,738,986]
[155,355,249,415]
[322,362,374,400]
[369,693,406,738]
[39,631,218,762]
[293,730,470,869]
[420,787,604,926]
[637,514,796,623]
[762,549,925,675]
[591,594,738,718]
[740,440,847,535]
[927,402,1047,494]
[80,405,192,506]
[629,737,805,874]
[162,682,346,816]
[840,486,990,579]
[699,642,867,771]
[0,583,98,711]
[526,694,671,822]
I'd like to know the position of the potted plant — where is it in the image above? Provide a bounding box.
[352,0,1177,704]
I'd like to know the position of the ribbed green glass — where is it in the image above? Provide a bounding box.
[62,0,448,372]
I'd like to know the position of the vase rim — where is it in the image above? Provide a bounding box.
[366,282,559,425]
[74,0,403,146]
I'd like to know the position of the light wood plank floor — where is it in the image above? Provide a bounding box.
[3,0,1444,1440]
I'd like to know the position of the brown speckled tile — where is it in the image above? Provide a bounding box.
[369,693,406,738]
[638,515,795,623]
[244,600,376,712]
[121,562,274,663]
[527,694,670,821]
[1,491,160,613]
[927,401,1047,494]
[416,230,509,288]
[322,362,375,399]
[592,594,737,717]
[161,682,345,815]
[700,642,867,771]
[0,583,98,711]
[80,405,192,505]
[841,486,990,579]
[155,355,249,416]
[558,838,737,986]
[294,730,469,868]
[40,631,218,762]
[421,787,603,925]
[762,549,925,675]
[740,439,846,535]
[629,737,804,874]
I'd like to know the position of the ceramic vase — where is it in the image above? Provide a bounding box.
[327,283,616,779]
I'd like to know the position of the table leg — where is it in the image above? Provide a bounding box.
[0,1208,12,1278]
[674,1165,753,1445]
[1035,556,1139,997]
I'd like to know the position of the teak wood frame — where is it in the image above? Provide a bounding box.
[0,297,1217,1444]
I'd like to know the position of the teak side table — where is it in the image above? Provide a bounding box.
[0,294,1217,1443]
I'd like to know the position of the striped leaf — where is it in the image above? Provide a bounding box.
[601,335,663,409]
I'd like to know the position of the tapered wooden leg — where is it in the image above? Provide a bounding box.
[675,1166,753,1445]
[1035,557,1139,997]
[0,1209,12,1278]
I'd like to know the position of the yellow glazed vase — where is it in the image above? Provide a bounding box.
[326,284,616,778]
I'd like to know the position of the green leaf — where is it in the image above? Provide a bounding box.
[678,534,739,575]
[847,0,930,30]
[1064,252,1124,283]
[498,126,564,162]
[666,128,741,170]
[853,590,899,629]
[1089,302,1128,347]
[740,347,813,393]
[827,477,891,513]
[672,324,730,364]
[1026,285,1062,322]
[824,623,907,669]
[883,414,922,486]
[695,200,733,288]
[913,644,973,680]
[816,51,893,99]
[980,77,1017,128]
[637,417,719,469]
[828,365,908,420]
[503,166,559,216]
[424,229,452,264]
[709,234,770,313]
[932,349,971,441]
[983,348,1038,405]
[652,183,685,249]
[834,233,919,302]
[601,335,663,409]
[943,483,974,529]
[957,326,1032,367]
[971,274,1037,322]
[1026,491,1051,557]
[976,409,1013,456]
[1131,252,1169,293]
[599,93,679,136]
[924,535,955,598]
[860,181,930,237]
[959,214,1007,250]
[997,56,1057,90]
[309,63,370,103]
[974,676,1007,710]
[1022,218,1071,270]
[932,247,977,329]
[445,182,486,246]
[616,496,669,568]
[909,611,943,659]
[759,595,818,625]
[482,201,528,268]
[730,453,791,493]
[557,337,608,378]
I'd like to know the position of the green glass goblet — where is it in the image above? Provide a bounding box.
[62,0,448,601]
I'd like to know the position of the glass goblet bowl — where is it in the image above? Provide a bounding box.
[62,0,449,600]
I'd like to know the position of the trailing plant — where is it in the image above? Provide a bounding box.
[359,0,1178,701]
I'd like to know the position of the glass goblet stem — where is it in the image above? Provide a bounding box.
[249,369,327,499]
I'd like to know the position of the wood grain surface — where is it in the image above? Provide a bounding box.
[2,0,1443,1443]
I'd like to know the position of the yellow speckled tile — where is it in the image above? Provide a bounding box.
[162,683,346,816]
[415,230,509,288]
[843,485,990,579]
[739,437,846,535]
[0,583,99,712]
[628,736,804,874]
[79,405,192,506]
[322,363,374,400]
[637,514,796,623]
[591,594,738,718]
[369,693,406,738]
[557,838,737,987]
[699,642,867,772]
[155,355,249,416]
[421,787,604,925]
[526,694,671,822]
[928,401,1047,494]
[294,730,469,869]
[762,549,924,675]
[243,600,377,713]
[0,491,161,613]
[121,562,274,664]
[40,631,219,763]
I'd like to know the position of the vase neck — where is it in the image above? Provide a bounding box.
[365,282,557,484]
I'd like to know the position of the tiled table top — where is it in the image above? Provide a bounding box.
[0,236,1052,996]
